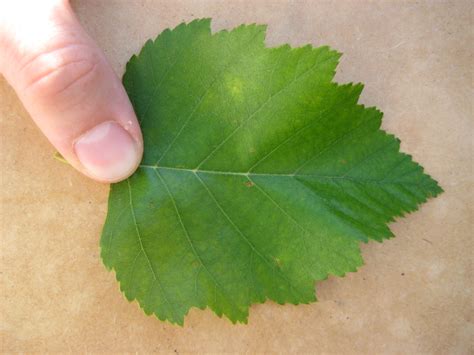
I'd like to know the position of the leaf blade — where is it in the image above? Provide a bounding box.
[101,19,442,324]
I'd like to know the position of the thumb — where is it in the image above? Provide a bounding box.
[0,0,143,183]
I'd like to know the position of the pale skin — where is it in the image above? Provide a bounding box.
[0,0,143,182]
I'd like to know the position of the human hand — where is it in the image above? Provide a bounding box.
[0,0,143,182]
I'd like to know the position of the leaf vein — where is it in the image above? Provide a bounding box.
[153,169,242,311]
[126,179,178,320]
[194,172,308,300]
[156,28,266,165]
[195,53,337,170]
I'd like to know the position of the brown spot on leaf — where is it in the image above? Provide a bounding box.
[245,181,254,187]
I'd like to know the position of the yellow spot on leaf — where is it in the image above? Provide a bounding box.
[227,77,244,98]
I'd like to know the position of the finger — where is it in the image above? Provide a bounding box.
[0,0,143,183]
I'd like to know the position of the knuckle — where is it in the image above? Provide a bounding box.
[20,43,101,100]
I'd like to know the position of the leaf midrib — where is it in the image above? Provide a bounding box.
[138,165,426,186]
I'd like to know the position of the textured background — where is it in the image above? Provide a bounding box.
[1,0,472,353]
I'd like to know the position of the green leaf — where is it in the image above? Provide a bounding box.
[100,19,442,325]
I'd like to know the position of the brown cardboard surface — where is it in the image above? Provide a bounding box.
[1,1,472,353]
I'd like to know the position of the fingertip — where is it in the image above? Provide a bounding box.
[0,0,144,184]
[74,120,143,183]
